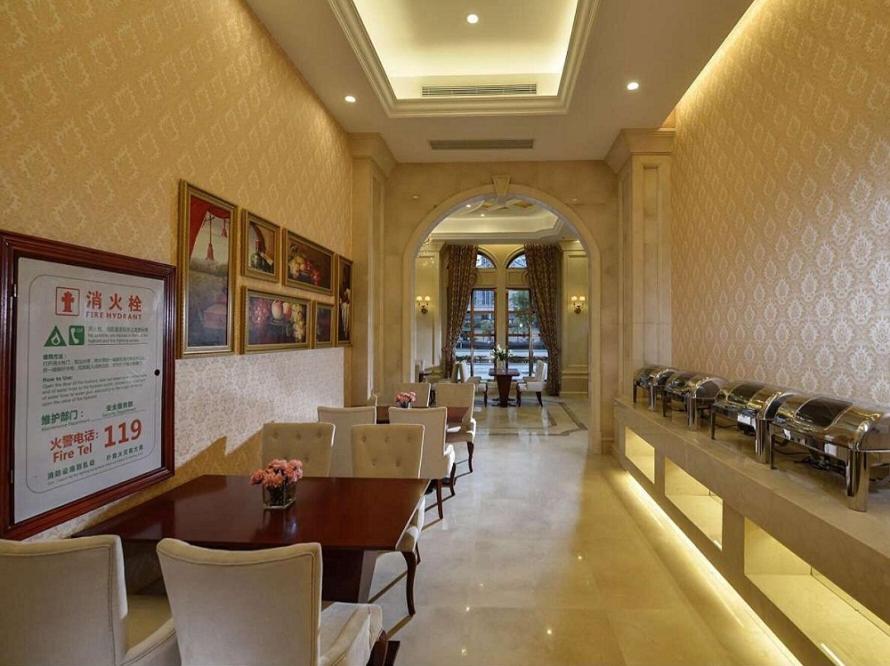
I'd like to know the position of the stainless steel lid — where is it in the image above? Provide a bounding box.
[714,381,767,410]
[665,372,726,399]
[634,366,675,388]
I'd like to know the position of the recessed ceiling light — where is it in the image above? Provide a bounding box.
[344,95,357,103]
[626,81,640,91]
[465,203,472,208]
[480,213,485,217]
[466,13,479,24]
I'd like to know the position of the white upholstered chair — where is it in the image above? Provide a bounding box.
[389,406,456,518]
[394,382,432,407]
[351,424,424,615]
[157,539,386,666]
[316,406,376,477]
[456,360,488,403]
[261,422,334,476]
[0,535,178,666]
[518,360,549,406]
[435,381,478,473]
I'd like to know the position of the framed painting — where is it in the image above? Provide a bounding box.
[335,256,353,346]
[284,231,333,295]
[313,302,334,348]
[243,288,310,353]
[0,231,175,539]
[178,181,236,357]
[241,210,280,283]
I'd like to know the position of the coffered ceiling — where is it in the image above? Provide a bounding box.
[430,198,571,243]
[245,0,753,162]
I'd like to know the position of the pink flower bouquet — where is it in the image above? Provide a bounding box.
[251,458,304,509]
[395,391,417,408]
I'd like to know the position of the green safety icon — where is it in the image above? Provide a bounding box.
[68,325,85,346]
[44,326,67,347]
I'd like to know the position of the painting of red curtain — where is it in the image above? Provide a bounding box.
[178,181,237,356]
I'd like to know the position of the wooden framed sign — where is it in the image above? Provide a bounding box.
[0,231,175,539]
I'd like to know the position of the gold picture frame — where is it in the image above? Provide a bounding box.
[283,230,334,295]
[242,287,310,353]
[335,255,353,346]
[177,181,237,357]
[312,301,334,348]
[241,210,280,283]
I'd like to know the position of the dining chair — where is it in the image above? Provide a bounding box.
[351,424,424,615]
[317,406,376,477]
[434,381,478,473]
[389,406,456,518]
[518,360,549,406]
[0,535,179,666]
[261,422,334,476]
[394,382,432,407]
[157,539,386,666]
[456,359,488,403]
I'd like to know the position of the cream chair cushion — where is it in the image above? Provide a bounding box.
[261,422,334,476]
[157,539,380,666]
[317,406,376,477]
[351,424,423,479]
[0,535,178,666]
[394,382,432,407]
[388,407,454,480]
[519,360,549,393]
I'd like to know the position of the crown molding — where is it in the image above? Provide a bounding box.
[328,0,600,119]
[430,219,568,244]
[348,132,397,177]
[605,128,676,173]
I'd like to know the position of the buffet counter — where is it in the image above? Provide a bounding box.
[614,397,890,666]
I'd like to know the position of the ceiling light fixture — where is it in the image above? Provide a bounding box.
[466,13,479,24]
[344,95,357,103]
[626,81,640,91]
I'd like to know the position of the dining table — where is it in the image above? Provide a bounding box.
[75,474,429,604]
[376,405,468,424]
[488,368,520,407]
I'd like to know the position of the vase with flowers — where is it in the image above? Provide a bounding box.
[395,391,416,408]
[250,458,304,509]
[493,344,509,373]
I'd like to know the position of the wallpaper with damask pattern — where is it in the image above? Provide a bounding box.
[1,0,351,537]
[672,0,890,406]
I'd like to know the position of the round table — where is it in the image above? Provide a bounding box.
[488,368,519,407]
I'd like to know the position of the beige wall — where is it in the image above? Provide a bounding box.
[2,0,352,536]
[384,162,617,443]
[561,240,591,393]
[672,0,890,405]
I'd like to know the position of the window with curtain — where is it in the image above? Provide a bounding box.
[507,289,544,374]
[455,288,495,376]
[507,252,527,269]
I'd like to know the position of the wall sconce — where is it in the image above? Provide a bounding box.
[570,295,586,314]
[416,296,431,314]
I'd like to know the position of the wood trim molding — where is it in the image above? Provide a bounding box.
[605,128,676,174]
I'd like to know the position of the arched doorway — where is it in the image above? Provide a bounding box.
[401,183,604,453]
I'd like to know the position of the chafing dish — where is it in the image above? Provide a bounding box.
[632,366,676,411]
[770,395,890,511]
[662,372,727,428]
[710,381,793,463]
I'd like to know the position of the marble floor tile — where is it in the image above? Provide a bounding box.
[370,397,797,666]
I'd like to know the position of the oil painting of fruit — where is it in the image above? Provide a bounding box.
[284,231,333,295]
[243,288,310,353]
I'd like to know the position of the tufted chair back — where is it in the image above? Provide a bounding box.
[394,382,432,407]
[351,424,423,479]
[158,539,324,666]
[0,535,128,666]
[388,407,449,479]
[434,381,476,424]
[317,406,376,477]
[261,422,334,477]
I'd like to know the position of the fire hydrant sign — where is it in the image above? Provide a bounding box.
[1,232,175,538]
[13,259,164,522]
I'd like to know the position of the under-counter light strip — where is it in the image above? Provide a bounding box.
[618,473,801,665]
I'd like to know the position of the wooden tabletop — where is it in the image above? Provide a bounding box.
[76,475,429,551]
[376,405,468,424]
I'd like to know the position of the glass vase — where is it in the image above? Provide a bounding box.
[262,482,296,510]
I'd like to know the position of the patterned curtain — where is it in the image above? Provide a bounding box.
[441,244,478,379]
[524,243,561,395]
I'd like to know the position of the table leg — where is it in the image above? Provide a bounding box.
[496,374,512,407]
[322,549,378,602]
